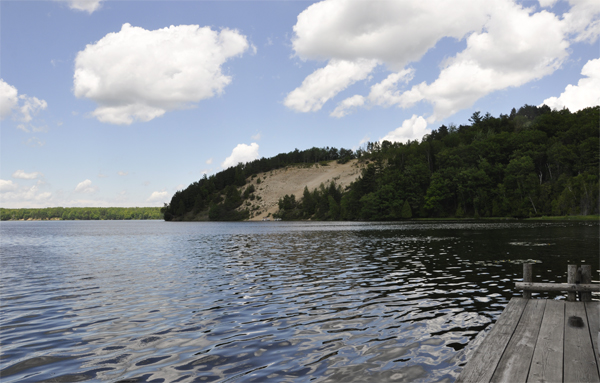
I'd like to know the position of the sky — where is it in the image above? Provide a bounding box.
[1,0,599,209]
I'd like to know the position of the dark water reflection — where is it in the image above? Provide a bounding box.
[1,220,598,382]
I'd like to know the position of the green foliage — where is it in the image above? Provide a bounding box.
[401,200,412,219]
[166,104,599,221]
[274,194,302,220]
[359,193,381,220]
[243,184,255,199]
[338,105,598,220]
[1,207,163,221]
[275,181,343,220]
[328,195,341,220]
[302,186,316,216]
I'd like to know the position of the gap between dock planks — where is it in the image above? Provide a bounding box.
[456,298,600,383]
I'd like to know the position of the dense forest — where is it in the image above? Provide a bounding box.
[0,207,163,221]
[163,104,599,221]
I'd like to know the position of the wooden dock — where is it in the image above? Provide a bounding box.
[457,264,600,383]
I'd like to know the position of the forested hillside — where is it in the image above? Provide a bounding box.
[162,146,357,221]
[165,104,599,221]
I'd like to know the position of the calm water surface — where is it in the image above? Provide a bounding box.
[1,220,598,382]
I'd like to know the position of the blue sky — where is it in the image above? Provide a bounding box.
[1,0,598,208]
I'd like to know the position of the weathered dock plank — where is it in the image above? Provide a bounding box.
[491,299,546,383]
[585,301,600,378]
[563,301,599,383]
[527,300,564,383]
[458,264,600,383]
[455,298,528,383]
[457,299,600,383]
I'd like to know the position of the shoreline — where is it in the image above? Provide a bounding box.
[1,218,163,222]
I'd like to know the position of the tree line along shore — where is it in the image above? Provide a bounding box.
[0,207,163,221]
[163,104,598,221]
[1,207,595,222]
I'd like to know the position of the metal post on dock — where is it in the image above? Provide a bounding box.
[523,263,532,299]
[567,264,577,302]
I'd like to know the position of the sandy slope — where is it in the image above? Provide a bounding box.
[244,160,364,221]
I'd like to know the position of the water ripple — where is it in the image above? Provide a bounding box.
[1,220,598,382]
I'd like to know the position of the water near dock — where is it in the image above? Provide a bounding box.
[1,220,598,382]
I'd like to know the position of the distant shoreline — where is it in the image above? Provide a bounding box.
[3,212,596,222]
[1,207,163,221]
[162,215,600,223]
[413,215,599,221]
[3,218,164,221]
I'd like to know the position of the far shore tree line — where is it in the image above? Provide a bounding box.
[163,104,599,221]
[0,207,163,221]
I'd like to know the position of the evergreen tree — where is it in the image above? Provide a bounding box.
[401,200,412,219]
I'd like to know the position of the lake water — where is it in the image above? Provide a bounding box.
[1,220,598,382]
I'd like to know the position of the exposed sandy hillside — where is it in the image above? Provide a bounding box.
[244,160,364,221]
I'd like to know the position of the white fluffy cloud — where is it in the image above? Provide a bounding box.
[0,79,19,119]
[562,0,600,43]
[0,180,52,207]
[380,115,428,144]
[286,0,493,113]
[61,0,102,13]
[0,79,47,122]
[284,59,376,112]
[222,143,259,169]
[12,170,44,180]
[330,95,365,118]
[542,58,600,112]
[288,0,592,121]
[367,69,415,107]
[19,95,48,123]
[74,23,250,125]
[75,179,97,194]
[0,179,18,193]
[292,0,490,68]
[399,1,569,121]
[147,191,169,203]
[118,171,128,176]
